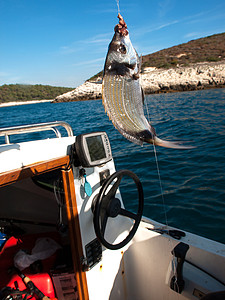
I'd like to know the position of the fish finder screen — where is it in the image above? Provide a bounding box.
[86,135,106,162]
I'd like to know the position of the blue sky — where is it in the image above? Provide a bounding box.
[1,0,225,88]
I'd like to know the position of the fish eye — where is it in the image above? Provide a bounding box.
[118,44,126,54]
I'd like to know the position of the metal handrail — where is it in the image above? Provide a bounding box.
[0,121,74,144]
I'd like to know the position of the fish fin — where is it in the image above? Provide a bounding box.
[147,136,195,149]
[132,54,142,80]
[141,87,145,105]
[102,81,107,113]
[138,53,142,73]
[138,54,144,105]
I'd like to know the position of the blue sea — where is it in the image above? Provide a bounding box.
[0,88,225,244]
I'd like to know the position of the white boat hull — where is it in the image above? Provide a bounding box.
[0,122,224,300]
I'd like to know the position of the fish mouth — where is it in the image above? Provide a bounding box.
[114,13,129,36]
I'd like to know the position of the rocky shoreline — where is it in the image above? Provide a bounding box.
[53,61,225,103]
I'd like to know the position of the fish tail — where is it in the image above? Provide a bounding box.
[146,136,195,149]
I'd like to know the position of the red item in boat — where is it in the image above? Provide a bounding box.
[7,273,56,299]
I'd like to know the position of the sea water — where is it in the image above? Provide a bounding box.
[0,88,225,244]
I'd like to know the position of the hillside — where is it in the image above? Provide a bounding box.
[88,32,225,81]
[0,84,73,103]
[142,32,225,69]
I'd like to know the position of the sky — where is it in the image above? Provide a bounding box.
[0,0,225,88]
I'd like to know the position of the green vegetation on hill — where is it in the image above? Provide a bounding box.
[142,32,225,69]
[0,84,73,103]
[88,32,225,81]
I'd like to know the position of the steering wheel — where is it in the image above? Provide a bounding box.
[93,170,144,250]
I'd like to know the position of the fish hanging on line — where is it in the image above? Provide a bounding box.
[102,14,193,149]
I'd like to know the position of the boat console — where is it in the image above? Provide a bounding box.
[0,124,143,299]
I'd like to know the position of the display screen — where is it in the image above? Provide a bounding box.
[86,135,106,162]
[75,132,112,167]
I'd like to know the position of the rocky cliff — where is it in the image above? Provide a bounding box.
[54,80,102,103]
[53,61,225,103]
[141,61,225,93]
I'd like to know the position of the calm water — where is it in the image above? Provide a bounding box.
[0,88,225,244]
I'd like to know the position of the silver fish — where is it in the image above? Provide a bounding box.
[102,14,193,149]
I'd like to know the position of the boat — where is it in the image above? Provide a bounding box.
[0,121,224,300]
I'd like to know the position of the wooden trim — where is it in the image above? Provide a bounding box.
[0,157,89,298]
[0,156,70,187]
[62,168,89,300]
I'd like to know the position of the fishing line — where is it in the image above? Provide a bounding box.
[145,99,179,295]
[115,0,120,14]
[152,143,169,226]
[144,99,168,226]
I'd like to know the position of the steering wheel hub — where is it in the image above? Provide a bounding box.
[106,197,121,218]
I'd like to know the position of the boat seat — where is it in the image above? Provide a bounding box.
[201,290,225,300]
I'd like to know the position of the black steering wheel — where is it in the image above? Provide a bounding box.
[93,170,144,250]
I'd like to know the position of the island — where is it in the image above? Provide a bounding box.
[0,84,73,106]
[1,33,224,106]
